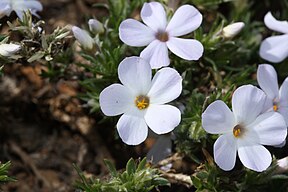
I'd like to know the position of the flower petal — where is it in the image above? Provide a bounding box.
[222,22,245,38]
[117,114,148,145]
[264,12,288,34]
[166,5,202,37]
[99,84,133,116]
[247,112,287,146]
[238,144,271,172]
[119,19,155,46]
[259,34,288,63]
[278,107,288,125]
[141,2,167,31]
[257,64,279,100]
[279,77,288,107]
[0,44,21,57]
[166,37,203,60]
[214,134,237,171]
[13,0,43,19]
[232,85,266,125]
[202,100,236,134]
[118,56,152,95]
[147,67,182,104]
[72,26,94,50]
[145,104,181,134]
[140,40,170,69]
[0,4,12,17]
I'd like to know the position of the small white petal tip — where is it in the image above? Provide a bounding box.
[222,22,245,38]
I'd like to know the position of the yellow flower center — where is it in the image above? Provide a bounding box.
[135,95,150,110]
[233,124,244,138]
[273,104,278,111]
[156,31,169,42]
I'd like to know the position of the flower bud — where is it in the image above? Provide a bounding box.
[222,22,245,38]
[88,19,104,34]
[72,26,94,50]
[0,44,21,57]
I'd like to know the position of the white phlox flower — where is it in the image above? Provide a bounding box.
[202,85,287,172]
[0,43,21,57]
[72,26,94,50]
[0,0,43,20]
[222,22,245,38]
[99,56,182,145]
[119,2,204,69]
[257,64,288,125]
[259,12,288,63]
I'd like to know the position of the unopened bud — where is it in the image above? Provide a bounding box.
[222,22,245,38]
[72,26,94,50]
[0,44,21,57]
[88,19,104,34]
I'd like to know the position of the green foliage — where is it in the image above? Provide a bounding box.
[191,160,288,192]
[74,158,170,192]
[174,86,234,163]
[78,0,148,112]
[7,11,72,80]
[0,161,16,184]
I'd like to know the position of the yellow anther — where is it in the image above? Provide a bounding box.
[273,104,278,111]
[135,95,150,110]
[233,124,243,138]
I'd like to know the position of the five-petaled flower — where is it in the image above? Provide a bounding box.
[119,2,204,69]
[257,64,288,125]
[99,56,182,145]
[259,12,288,63]
[202,85,287,172]
[0,0,43,20]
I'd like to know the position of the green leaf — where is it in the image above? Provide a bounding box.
[191,176,202,189]
[136,157,147,172]
[271,174,288,180]
[153,177,170,187]
[27,51,45,62]
[126,158,136,175]
[104,159,118,178]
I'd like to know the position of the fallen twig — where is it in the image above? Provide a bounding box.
[9,142,51,188]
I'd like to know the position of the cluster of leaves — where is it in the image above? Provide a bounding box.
[74,158,169,192]
[7,11,72,80]
[191,160,288,191]
[0,161,15,184]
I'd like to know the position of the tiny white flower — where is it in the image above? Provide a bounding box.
[72,26,94,50]
[202,85,287,172]
[257,64,288,125]
[260,12,288,63]
[119,2,204,69]
[222,22,245,38]
[88,19,104,34]
[99,56,182,145]
[0,0,43,20]
[0,43,21,57]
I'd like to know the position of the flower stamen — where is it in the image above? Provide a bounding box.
[135,95,150,110]
[273,101,278,111]
[156,31,169,42]
[233,124,244,138]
